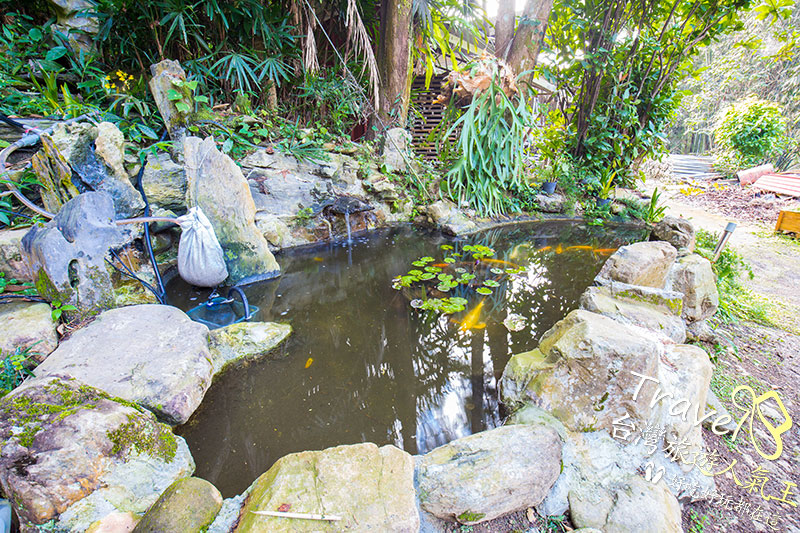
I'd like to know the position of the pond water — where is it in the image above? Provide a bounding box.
[171,221,647,497]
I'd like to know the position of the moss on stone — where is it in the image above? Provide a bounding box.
[107,413,178,462]
[457,511,485,523]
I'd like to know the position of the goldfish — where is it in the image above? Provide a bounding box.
[537,246,552,252]
[305,357,314,368]
[593,248,617,255]
[313,257,324,262]
[555,244,564,254]
[566,245,593,251]
[453,299,486,331]
[478,258,521,268]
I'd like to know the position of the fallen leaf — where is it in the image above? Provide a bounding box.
[305,357,313,369]
[277,503,291,512]
[526,507,536,523]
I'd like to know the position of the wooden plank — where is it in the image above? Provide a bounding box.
[753,174,800,197]
[775,210,800,234]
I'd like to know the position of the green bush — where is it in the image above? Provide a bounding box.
[714,96,789,173]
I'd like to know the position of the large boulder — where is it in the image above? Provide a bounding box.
[34,304,213,425]
[132,477,222,533]
[141,152,187,211]
[651,215,695,254]
[235,443,418,532]
[184,137,280,284]
[500,310,662,433]
[416,425,561,525]
[21,192,128,320]
[240,149,367,219]
[422,200,477,236]
[0,377,194,532]
[0,302,58,362]
[0,228,31,281]
[207,321,291,374]
[579,286,686,343]
[41,121,145,218]
[666,254,719,322]
[47,0,98,53]
[595,241,677,288]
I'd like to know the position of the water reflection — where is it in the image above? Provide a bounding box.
[173,222,646,497]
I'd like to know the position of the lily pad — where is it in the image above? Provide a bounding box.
[476,287,493,295]
[503,313,528,332]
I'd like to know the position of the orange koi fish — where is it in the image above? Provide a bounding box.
[478,258,521,268]
[452,299,486,331]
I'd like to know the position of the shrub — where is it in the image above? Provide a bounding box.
[714,97,789,173]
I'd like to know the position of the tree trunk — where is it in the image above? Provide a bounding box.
[505,0,555,76]
[374,0,413,134]
[494,0,516,60]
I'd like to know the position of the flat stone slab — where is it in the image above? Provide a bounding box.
[208,321,291,374]
[596,241,677,288]
[0,301,58,362]
[235,443,418,532]
[0,376,194,531]
[34,304,213,425]
[416,424,562,525]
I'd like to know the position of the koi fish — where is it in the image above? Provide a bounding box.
[566,245,593,251]
[555,244,564,254]
[313,257,324,262]
[537,246,552,252]
[478,258,521,268]
[593,248,617,255]
[453,299,486,331]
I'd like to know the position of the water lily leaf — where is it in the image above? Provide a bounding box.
[424,266,442,273]
[503,313,528,332]
[484,280,500,288]
[410,299,423,309]
[412,261,426,267]
[490,267,504,275]
[437,274,453,282]
[437,283,451,292]
[408,270,423,276]
[444,257,456,264]
[476,287,493,295]
[420,256,435,263]
[455,267,467,273]
[441,244,454,250]
[419,273,435,280]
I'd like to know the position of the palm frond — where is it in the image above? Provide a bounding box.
[345,0,380,108]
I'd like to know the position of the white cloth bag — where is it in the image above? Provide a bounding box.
[176,207,228,287]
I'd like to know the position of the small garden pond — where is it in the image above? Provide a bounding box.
[171,221,647,497]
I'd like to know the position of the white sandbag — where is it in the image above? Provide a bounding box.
[176,207,228,287]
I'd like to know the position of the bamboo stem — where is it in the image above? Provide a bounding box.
[250,511,342,521]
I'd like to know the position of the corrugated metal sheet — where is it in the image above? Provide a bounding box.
[753,173,800,197]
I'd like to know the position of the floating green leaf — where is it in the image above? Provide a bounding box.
[483,280,500,288]
[476,287,493,295]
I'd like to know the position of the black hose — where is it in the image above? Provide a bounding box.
[0,294,48,304]
[106,250,164,304]
[0,113,28,132]
[227,286,252,321]
[133,132,169,303]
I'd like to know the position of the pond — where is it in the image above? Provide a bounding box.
[171,221,647,497]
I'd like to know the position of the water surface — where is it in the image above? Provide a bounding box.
[172,222,646,497]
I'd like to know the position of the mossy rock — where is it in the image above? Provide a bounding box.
[132,477,223,533]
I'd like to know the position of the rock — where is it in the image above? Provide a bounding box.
[22,192,129,320]
[254,214,296,250]
[500,310,662,433]
[535,193,565,213]
[595,241,677,288]
[416,425,561,525]
[364,175,401,203]
[422,200,477,236]
[184,137,280,284]
[580,286,686,343]
[651,215,695,254]
[86,511,138,532]
[235,443,418,532]
[0,228,31,281]
[241,149,367,219]
[570,474,681,532]
[382,128,412,173]
[208,322,291,374]
[666,254,719,322]
[148,61,189,140]
[132,477,222,533]
[43,121,145,218]
[686,319,719,343]
[34,304,212,425]
[593,281,684,316]
[141,152,187,211]
[704,390,738,434]
[651,345,712,467]
[0,376,194,531]
[207,493,248,533]
[31,132,82,213]
[0,302,58,363]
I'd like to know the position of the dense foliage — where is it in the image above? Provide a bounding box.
[714,96,789,173]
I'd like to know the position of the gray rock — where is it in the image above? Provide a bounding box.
[0,302,58,363]
[666,254,719,322]
[423,200,477,235]
[535,193,565,213]
[580,286,686,343]
[241,149,367,219]
[148,61,188,141]
[47,0,98,53]
[595,241,678,288]
[652,215,695,254]
[208,321,291,374]
[686,319,719,343]
[184,137,280,284]
[704,390,738,434]
[132,477,222,533]
[21,192,128,320]
[207,493,247,533]
[416,425,562,525]
[0,228,31,281]
[0,376,194,532]
[594,280,684,316]
[34,304,213,425]
[234,443,418,532]
[500,310,662,433]
[141,152,187,211]
[382,128,412,173]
